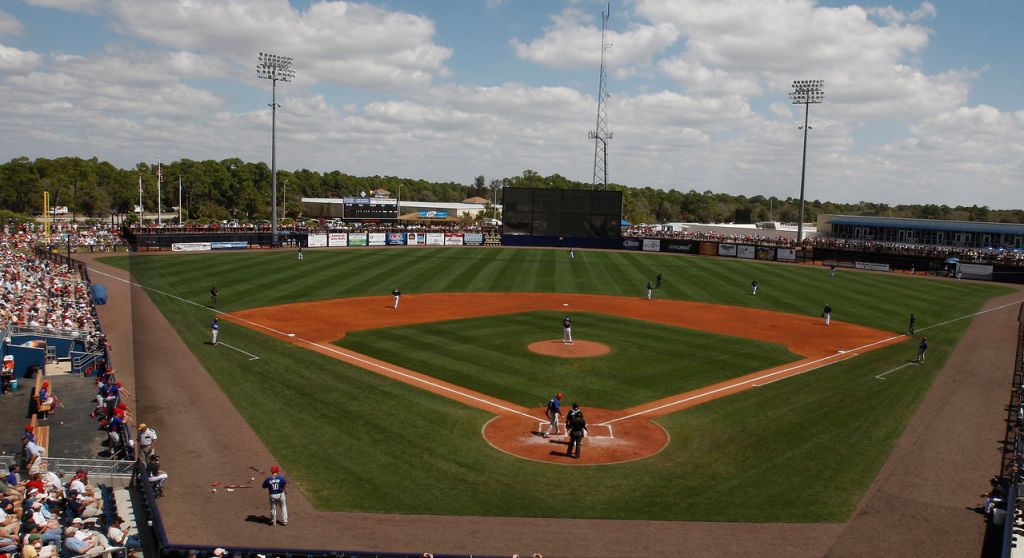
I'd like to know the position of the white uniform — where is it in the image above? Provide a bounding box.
[562,317,572,343]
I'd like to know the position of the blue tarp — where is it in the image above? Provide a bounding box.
[91,283,108,305]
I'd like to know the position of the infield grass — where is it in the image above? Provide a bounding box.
[106,247,1014,521]
[335,310,801,410]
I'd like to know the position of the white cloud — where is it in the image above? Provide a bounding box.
[511,7,679,70]
[635,0,972,121]
[0,7,26,38]
[0,43,43,74]
[24,0,101,14]
[109,0,453,90]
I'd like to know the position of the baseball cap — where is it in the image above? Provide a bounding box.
[556,393,562,399]
[271,466,279,473]
[572,403,579,409]
[138,423,147,430]
[69,489,79,496]
[71,518,84,525]
[923,337,927,340]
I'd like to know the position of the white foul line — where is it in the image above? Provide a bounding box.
[875,362,916,380]
[216,342,259,360]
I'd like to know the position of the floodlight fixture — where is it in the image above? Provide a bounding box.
[257,52,296,244]
[789,79,824,243]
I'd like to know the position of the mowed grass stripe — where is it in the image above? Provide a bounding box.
[111,248,1012,521]
[336,310,802,410]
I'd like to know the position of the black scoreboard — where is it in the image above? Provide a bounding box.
[501,187,622,238]
[342,197,398,220]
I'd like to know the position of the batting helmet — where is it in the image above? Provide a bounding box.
[271,466,279,473]
[556,393,562,399]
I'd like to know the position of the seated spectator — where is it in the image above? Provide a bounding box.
[23,436,46,475]
[0,527,17,553]
[0,498,18,536]
[69,518,111,549]
[28,501,60,531]
[147,455,168,497]
[69,469,93,498]
[21,533,57,558]
[66,489,100,520]
[106,516,141,557]
[62,526,110,557]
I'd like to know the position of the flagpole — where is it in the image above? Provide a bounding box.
[138,174,143,225]
[178,175,182,224]
[157,156,162,225]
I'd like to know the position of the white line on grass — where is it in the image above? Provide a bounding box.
[875,362,917,380]
[216,342,259,360]
[753,353,859,387]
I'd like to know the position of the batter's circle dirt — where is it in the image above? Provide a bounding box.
[226,292,904,465]
[527,339,610,357]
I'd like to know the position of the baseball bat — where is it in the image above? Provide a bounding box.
[249,466,265,475]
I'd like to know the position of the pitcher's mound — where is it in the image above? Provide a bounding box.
[528,340,610,357]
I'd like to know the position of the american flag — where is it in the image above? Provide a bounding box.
[138,175,143,193]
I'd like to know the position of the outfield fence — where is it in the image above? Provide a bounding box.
[1001,303,1024,557]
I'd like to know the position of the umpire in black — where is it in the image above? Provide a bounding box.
[565,403,588,459]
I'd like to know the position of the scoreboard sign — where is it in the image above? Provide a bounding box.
[342,197,398,220]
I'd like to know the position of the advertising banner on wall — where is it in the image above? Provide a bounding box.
[642,239,661,252]
[445,233,464,246]
[718,244,737,257]
[386,233,407,245]
[307,234,327,248]
[960,263,993,280]
[368,233,386,246]
[211,242,249,250]
[464,233,483,246]
[328,233,348,247]
[700,242,718,256]
[407,233,426,245]
[171,242,211,252]
[621,238,641,250]
[419,210,449,218]
[756,247,775,261]
[484,233,501,245]
[855,261,890,272]
[777,248,796,262]
[348,233,368,247]
[736,245,756,259]
[662,240,699,254]
[426,233,445,246]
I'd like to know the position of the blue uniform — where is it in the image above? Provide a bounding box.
[211,319,219,345]
[544,395,562,437]
[263,473,288,525]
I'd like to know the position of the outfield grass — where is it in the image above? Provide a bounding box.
[336,310,801,410]
[107,247,1013,521]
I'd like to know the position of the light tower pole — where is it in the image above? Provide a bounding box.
[257,52,295,245]
[789,79,824,243]
[589,3,613,190]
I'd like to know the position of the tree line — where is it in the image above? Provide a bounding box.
[0,156,1020,226]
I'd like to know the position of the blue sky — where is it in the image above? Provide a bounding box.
[1,0,1022,209]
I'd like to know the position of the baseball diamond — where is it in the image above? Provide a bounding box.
[225,293,905,464]
[83,247,1020,558]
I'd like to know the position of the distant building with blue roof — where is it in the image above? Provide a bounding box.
[816,214,1024,249]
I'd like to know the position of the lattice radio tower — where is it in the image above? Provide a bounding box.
[589,3,613,190]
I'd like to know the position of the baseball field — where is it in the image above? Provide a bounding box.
[104,247,1010,525]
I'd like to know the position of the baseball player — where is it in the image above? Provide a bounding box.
[917,337,928,363]
[211,317,219,345]
[565,403,588,459]
[297,247,303,260]
[646,281,652,300]
[822,303,832,326]
[562,316,573,344]
[543,393,563,438]
[751,279,758,295]
[656,273,662,289]
[569,247,574,259]
[909,313,916,335]
[209,285,218,308]
[829,264,836,277]
[262,466,288,526]
[392,287,401,309]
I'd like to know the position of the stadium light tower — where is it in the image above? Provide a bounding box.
[789,79,824,243]
[589,3,613,190]
[257,52,295,245]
